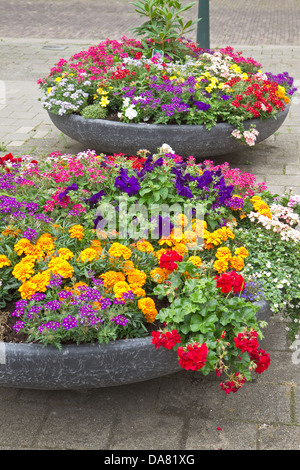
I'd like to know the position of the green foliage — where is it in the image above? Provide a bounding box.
[129,0,201,58]
[80,104,108,119]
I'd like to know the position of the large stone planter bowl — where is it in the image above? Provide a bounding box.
[48,106,289,158]
[0,300,272,390]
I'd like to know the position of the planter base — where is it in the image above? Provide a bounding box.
[0,301,272,390]
[48,107,289,158]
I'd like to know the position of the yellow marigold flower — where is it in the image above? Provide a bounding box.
[90,239,103,254]
[150,267,168,284]
[69,224,84,240]
[213,258,229,273]
[230,256,244,271]
[188,256,202,267]
[48,257,74,278]
[126,268,147,288]
[78,248,99,262]
[108,242,131,260]
[113,281,131,299]
[136,240,154,253]
[56,248,74,260]
[19,279,38,300]
[158,236,173,247]
[36,233,55,253]
[121,260,135,274]
[138,297,158,323]
[130,286,146,297]
[215,247,232,261]
[0,255,11,268]
[12,256,36,282]
[234,246,249,258]
[100,270,126,289]
[31,271,51,292]
[14,238,33,256]
[172,242,188,257]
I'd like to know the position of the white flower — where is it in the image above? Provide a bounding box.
[160,143,174,154]
[124,106,138,120]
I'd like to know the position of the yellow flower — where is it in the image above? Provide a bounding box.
[100,271,126,290]
[113,280,131,298]
[108,242,131,260]
[69,224,84,240]
[136,240,154,253]
[213,258,229,273]
[230,256,244,271]
[90,239,103,254]
[215,247,232,261]
[0,255,11,268]
[78,248,99,262]
[48,257,74,278]
[36,233,55,253]
[130,286,145,297]
[234,246,249,258]
[2,226,21,237]
[14,238,33,256]
[55,76,62,82]
[138,297,158,323]
[12,256,36,282]
[121,260,135,274]
[174,213,189,227]
[188,256,202,267]
[150,267,168,284]
[126,268,147,288]
[18,270,51,299]
[100,96,110,107]
[56,247,74,260]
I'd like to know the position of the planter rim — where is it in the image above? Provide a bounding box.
[0,300,272,390]
[48,105,289,158]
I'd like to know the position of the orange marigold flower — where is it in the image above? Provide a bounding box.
[234,246,249,258]
[138,297,158,323]
[78,248,99,262]
[108,242,131,260]
[0,255,11,268]
[69,224,84,240]
[100,270,126,289]
[150,267,168,283]
[188,255,202,267]
[136,240,154,253]
[126,268,147,288]
[229,256,244,271]
[215,247,232,261]
[213,258,229,274]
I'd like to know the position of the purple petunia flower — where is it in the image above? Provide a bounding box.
[114,168,140,196]
[58,183,78,201]
[194,101,211,111]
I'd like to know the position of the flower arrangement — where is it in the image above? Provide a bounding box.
[37,32,297,146]
[1,146,300,394]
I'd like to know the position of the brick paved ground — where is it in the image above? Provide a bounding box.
[0,0,300,451]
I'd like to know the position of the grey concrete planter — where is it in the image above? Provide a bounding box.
[48,106,289,158]
[0,300,272,390]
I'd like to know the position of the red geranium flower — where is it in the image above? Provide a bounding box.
[177,342,208,371]
[159,250,183,272]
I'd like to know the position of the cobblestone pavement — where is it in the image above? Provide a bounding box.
[0,0,300,452]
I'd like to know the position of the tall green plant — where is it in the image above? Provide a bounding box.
[129,0,201,58]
